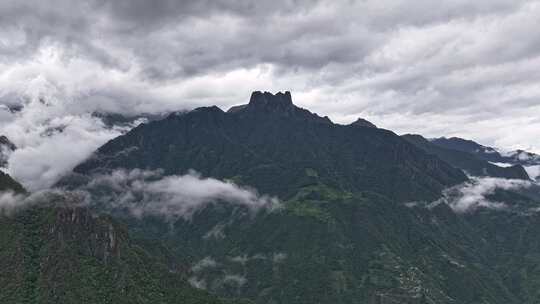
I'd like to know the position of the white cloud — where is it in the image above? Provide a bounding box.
[81,169,281,220]
[0,188,88,215]
[223,274,247,287]
[0,190,26,215]
[192,257,219,273]
[525,165,540,181]
[1,168,280,221]
[489,162,514,168]
[435,177,534,213]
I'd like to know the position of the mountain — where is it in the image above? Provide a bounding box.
[431,137,540,167]
[73,91,466,202]
[0,135,16,168]
[0,174,248,303]
[59,91,540,303]
[6,91,540,303]
[92,112,168,129]
[0,170,25,193]
[349,117,376,128]
[402,134,530,180]
[458,185,540,304]
[145,188,520,304]
[0,206,249,304]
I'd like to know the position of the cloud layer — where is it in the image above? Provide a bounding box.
[2,0,540,189]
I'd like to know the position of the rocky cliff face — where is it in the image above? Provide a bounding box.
[0,202,244,304]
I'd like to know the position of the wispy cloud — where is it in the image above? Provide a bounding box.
[0,188,88,215]
[79,169,281,220]
[433,177,534,213]
[1,169,280,220]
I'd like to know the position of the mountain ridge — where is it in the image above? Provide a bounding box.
[71,91,467,202]
[403,134,530,180]
[4,91,540,304]
[431,137,540,167]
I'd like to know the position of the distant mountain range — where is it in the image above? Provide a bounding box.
[431,137,538,165]
[2,91,540,304]
[402,134,530,180]
[430,137,540,180]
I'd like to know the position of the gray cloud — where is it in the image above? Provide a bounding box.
[1,0,540,189]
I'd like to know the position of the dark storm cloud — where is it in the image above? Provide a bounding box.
[2,0,527,78]
[1,0,540,189]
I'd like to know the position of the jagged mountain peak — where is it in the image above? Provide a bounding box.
[227,91,295,114]
[227,91,333,125]
[237,91,296,116]
[248,91,293,110]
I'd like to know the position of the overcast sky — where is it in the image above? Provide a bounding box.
[1,0,540,190]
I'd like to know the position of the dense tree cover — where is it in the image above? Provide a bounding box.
[0,173,248,304]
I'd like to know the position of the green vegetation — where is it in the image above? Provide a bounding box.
[72,96,467,202]
[0,172,247,304]
[0,205,248,304]
[5,94,540,303]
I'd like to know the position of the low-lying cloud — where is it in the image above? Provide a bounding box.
[524,165,540,181]
[433,177,534,213]
[0,188,88,215]
[78,169,281,220]
[0,191,27,215]
[0,96,140,191]
[1,169,280,220]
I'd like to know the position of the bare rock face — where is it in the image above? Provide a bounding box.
[248,91,294,113]
[52,207,124,262]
